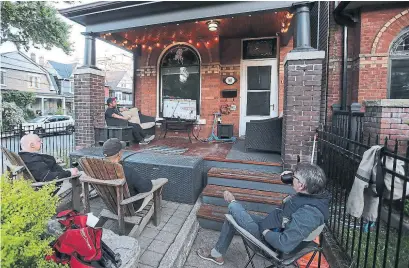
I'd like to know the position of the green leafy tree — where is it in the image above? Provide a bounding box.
[0,1,72,54]
[0,102,25,130]
[0,174,60,268]
[2,91,36,108]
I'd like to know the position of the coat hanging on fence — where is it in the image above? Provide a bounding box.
[346,145,408,222]
[346,145,382,222]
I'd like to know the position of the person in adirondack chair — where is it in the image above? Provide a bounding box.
[102,138,164,211]
[19,134,79,182]
[197,163,330,266]
[105,97,155,145]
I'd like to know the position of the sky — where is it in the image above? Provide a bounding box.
[0,1,131,65]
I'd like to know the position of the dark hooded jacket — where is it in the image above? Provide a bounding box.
[19,152,72,182]
[258,192,330,254]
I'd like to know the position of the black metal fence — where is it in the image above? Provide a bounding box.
[317,126,409,268]
[1,123,75,173]
[332,110,365,143]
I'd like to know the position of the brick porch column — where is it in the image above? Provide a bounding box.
[363,99,409,155]
[73,68,105,149]
[282,51,325,169]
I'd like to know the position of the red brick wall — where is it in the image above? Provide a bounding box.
[327,6,409,119]
[134,36,293,139]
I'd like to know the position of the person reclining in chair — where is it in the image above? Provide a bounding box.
[105,97,154,145]
[102,138,165,211]
[198,163,330,266]
[19,134,79,183]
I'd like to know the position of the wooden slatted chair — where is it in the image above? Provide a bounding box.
[78,157,168,237]
[1,147,81,211]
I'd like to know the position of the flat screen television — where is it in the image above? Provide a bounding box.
[162,99,197,121]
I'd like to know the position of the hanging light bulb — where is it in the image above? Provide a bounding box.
[148,46,152,50]
[214,37,219,41]
[196,42,200,47]
[207,20,219,32]
[156,42,160,47]
[188,39,193,44]
[206,41,210,45]
[123,40,128,44]
[142,44,146,49]
[286,12,294,19]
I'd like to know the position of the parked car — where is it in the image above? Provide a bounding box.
[18,115,75,135]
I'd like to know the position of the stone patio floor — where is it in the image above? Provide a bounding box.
[183,228,272,268]
[89,197,194,268]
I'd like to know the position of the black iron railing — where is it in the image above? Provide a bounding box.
[332,110,365,143]
[1,123,75,173]
[317,126,409,268]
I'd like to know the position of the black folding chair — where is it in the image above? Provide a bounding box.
[225,214,324,268]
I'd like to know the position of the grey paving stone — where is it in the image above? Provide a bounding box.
[156,230,177,244]
[162,207,177,216]
[138,264,155,268]
[167,215,185,226]
[148,239,172,254]
[163,201,179,210]
[141,226,160,239]
[147,220,166,230]
[162,222,181,234]
[161,213,172,222]
[178,204,193,212]
[140,250,164,267]
[172,210,190,220]
[138,236,154,250]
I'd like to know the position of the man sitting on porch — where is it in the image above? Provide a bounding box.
[105,97,154,145]
[197,163,330,266]
[102,138,165,211]
[19,134,79,182]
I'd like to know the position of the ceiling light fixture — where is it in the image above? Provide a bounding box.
[207,20,219,32]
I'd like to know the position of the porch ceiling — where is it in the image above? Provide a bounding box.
[99,11,294,51]
[60,1,304,34]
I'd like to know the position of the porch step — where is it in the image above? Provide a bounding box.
[204,157,283,174]
[207,167,294,194]
[201,184,287,213]
[196,204,267,231]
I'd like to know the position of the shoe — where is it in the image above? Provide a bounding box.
[197,248,224,265]
[139,141,150,145]
[144,135,155,142]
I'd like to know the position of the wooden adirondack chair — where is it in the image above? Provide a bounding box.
[78,157,168,237]
[1,147,81,211]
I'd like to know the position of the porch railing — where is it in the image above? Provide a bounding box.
[1,123,75,174]
[317,126,409,268]
[332,110,365,143]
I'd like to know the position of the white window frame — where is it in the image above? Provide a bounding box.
[28,75,41,89]
[1,70,6,86]
[388,27,409,99]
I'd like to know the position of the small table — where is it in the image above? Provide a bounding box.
[161,119,195,142]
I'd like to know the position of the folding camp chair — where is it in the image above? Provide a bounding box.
[225,214,324,268]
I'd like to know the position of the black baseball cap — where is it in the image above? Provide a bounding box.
[106,97,117,105]
[103,138,126,157]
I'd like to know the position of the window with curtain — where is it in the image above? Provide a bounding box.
[389,27,409,99]
[160,45,200,115]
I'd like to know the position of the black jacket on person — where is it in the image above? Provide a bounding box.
[19,152,72,182]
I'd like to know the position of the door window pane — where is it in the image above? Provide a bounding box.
[390,59,409,99]
[247,66,271,90]
[247,92,270,116]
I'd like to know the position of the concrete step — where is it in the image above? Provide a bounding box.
[204,158,283,174]
[201,184,287,213]
[196,203,267,231]
[207,167,295,194]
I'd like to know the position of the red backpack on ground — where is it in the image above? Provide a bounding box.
[46,210,121,268]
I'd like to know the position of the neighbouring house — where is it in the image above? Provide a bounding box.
[46,61,78,116]
[0,51,66,116]
[104,70,133,107]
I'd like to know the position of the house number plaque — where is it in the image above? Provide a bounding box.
[223,76,237,85]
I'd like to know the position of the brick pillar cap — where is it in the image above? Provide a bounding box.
[364,99,409,108]
[74,67,105,77]
[284,50,325,65]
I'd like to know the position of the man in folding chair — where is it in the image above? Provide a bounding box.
[198,163,330,266]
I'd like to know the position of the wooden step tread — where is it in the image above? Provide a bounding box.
[204,156,282,167]
[208,167,283,184]
[202,185,287,205]
[197,204,267,222]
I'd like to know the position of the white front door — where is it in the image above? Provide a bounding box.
[239,59,278,137]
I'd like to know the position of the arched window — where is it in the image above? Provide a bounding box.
[159,45,201,116]
[389,27,409,99]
